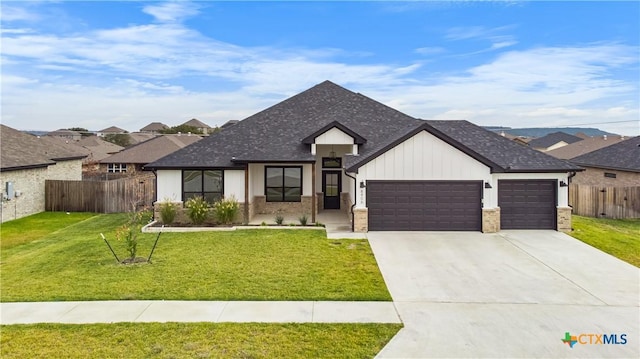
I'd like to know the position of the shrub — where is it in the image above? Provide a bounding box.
[185,197,210,225]
[158,200,177,225]
[115,210,149,259]
[299,214,308,226]
[275,214,284,225]
[214,196,240,225]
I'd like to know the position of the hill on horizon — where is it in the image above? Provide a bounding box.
[485,127,614,138]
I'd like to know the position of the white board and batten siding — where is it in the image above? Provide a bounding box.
[354,130,492,207]
[156,170,182,202]
[491,172,570,207]
[224,170,245,201]
[314,127,355,145]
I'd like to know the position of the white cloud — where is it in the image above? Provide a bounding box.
[142,1,201,23]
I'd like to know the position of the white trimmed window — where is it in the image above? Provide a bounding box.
[107,163,127,173]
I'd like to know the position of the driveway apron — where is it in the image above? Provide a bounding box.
[368,231,639,358]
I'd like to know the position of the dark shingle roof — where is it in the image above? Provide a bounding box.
[1,125,87,171]
[546,135,627,159]
[571,136,640,172]
[146,81,420,169]
[146,81,582,173]
[528,131,583,149]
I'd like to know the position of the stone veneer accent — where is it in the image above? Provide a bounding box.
[353,208,368,232]
[482,207,500,233]
[316,192,324,212]
[153,201,249,225]
[557,206,572,232]
[252,195,314,216]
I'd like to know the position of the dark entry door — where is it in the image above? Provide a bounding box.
[323,171,341,209]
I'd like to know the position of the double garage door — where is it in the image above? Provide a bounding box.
[367,181,482,231]
[367,179,557,231]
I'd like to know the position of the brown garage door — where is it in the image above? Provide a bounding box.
[367,181,482,231]
[498,180,557,229]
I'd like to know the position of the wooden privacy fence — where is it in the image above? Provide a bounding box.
[46,176,156,213]
[569,184,640,219]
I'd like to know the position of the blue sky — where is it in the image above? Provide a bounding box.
[2,1,639,135]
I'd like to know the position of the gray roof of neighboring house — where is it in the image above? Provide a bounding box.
[128,132,157,145]
[98,126,127,133]
[570,136,640,172]
[528,131,583,149]
[140,122,169,132]
[546,135,627,160]
[146,81,581,173]
[182,118,211,129]
[1,125,87,171]
[101,134,202,165]
[76,136,124,162]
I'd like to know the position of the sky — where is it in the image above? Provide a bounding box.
[2,1,639,135]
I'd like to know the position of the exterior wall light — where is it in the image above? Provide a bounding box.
[484,182,492,189]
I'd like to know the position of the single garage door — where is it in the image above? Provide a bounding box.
[498,180,557,229]
[367,181,482,231]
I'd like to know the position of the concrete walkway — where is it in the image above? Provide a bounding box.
[1,300,400,325]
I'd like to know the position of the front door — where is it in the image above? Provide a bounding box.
[322,171,341,210]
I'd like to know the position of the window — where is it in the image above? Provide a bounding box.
[322,157,342,168]
[183,170,223,203]
[107,163,127,173]
[265,166,302,202]
[604,172,617,179]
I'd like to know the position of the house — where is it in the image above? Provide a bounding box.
[47,129,83,141]
[145,81,582,233]
[569,136,640,187]
[128,132,157,146]
[181,118,213,134]
[140,122,169,133]
[72,136,124,176]
[528,131,584,152]
[101,134,202,176]
[97,126,127,137]
[546,135,627,160]
[0,125,87,222]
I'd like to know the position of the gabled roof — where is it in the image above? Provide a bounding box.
[146,81,582,173]
[301,121,367,144]
[1,125,87,171]
[147,81,420,169]
[101,134,202,165]
[98,126,127,133]
[571,136,640,172]
[182,118,211,129]
[76,136,124,162]
[546,135,627,160]
[528,131,583,149]
[140,122,169,132]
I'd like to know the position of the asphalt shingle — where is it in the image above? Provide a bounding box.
[570,136,640,172]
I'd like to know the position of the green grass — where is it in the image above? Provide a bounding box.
[570,215,640,267]
[0,322,402,358]
[0,212,96,250]
[1,213,391,302]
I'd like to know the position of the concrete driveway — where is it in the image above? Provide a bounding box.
[368,230,639,358]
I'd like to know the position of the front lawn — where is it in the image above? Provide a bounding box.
[0,322,402,358]
[0,212,96,250]
[570,215,640,267]
[0,213,391,302]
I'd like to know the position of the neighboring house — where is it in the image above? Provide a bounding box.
[569,136,640,187]
[100,134,202,176]
[546,135,627,160]
[128,132,157,145]
[181,118,213,134]
[140,122,169,133]
[97,126,127,137]
[75,136,125,175]
[47,129,83,141]
[0,125,87,222]
[528,131,583,152]
[146,81,581,233]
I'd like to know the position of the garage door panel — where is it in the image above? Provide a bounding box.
[368,181,482,231]
[499,180,556,230]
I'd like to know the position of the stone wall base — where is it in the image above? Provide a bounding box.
[482,207,500,233]
[153,201,248,225]
[353,208,368,232]
[557,206,572,232]
[252,195,314,216]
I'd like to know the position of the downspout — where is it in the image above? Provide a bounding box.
[344,171,357,232]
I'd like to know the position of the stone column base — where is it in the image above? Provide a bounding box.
[557,206,572,232]
[353,208,368,232]
[482,207,500,233]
